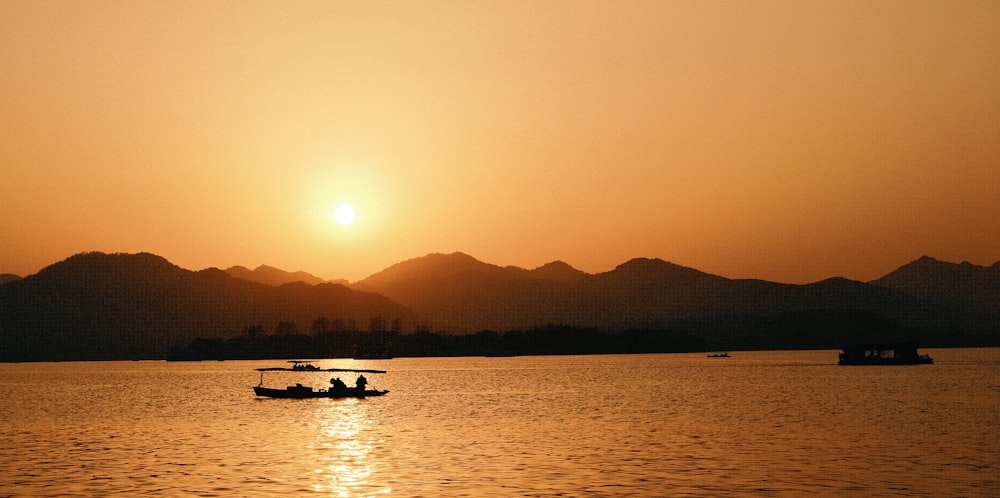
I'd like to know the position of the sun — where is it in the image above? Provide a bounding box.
[334,204,356,225]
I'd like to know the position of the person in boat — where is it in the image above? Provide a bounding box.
[355,374,368,392]
[330,377,347,391]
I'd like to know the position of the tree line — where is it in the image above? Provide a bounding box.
[165,308,1000,361]
[165,321,706,361]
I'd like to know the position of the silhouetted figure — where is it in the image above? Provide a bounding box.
[330,377,347,391]
[356,374,368,392]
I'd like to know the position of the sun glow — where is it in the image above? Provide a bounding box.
[334,204,356,225]
[302,165,390,247]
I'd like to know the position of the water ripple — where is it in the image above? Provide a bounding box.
[1,351,998,496]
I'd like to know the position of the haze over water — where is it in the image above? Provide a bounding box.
[2,350,997,496]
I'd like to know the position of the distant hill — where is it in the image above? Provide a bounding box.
[353,252,592,332]
[0,252,418,361]
[3,251,998,361]
[224,264,329,286]
[870,256,1000,308]
[869,256,1000,329]
[527,260,589,282]
[355,253,993,345]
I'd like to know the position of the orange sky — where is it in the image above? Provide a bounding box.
[2,1,998,284]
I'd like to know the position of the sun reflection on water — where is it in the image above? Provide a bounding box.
[310,401,390,497]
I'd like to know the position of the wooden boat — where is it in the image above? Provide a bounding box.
[253,361,389,398]
[838,344,933,365]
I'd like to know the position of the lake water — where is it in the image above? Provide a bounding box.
[1,350,997,496]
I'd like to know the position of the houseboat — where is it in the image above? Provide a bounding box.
[838,344,933,365]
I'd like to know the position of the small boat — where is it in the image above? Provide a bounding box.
[707,352,730,358]
[253,362,389,398]
[289,360,320,371]
[838,344,933,365]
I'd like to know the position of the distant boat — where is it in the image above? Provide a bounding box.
[838,344,933,365]
[253,362,389,399]
[288,360,320,370]
[707,352,730,358]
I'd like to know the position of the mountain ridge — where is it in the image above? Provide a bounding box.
[869,255,1000,300]
[223,264,331,286]
[2,251,998,360]
[353,252,994,334]
[0,252,418,361]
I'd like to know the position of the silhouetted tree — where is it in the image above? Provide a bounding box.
[242,324,266,338]
[310,317,330,336]
[368,316,387,333]
[275,321,298,336]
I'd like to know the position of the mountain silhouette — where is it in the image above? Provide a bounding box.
[353,252,583,332]
[2,251,998,361]
[224,264,329,286]
[353,253,963,335]
[527,261,589,282]
[870,256,1000,307]
[869,255,1000,328]
[0,252,417,361]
